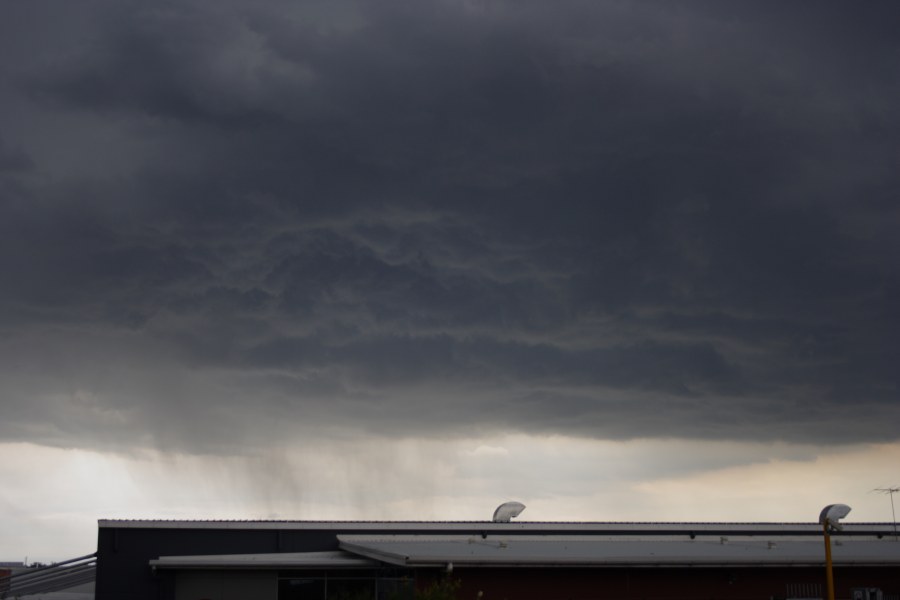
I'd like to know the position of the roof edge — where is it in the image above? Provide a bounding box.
[97,519,897,534]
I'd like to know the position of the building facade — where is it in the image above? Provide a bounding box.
[95,520,900,600]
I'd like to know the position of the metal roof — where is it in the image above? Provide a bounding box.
[337,534,900,568]
[129,522,900,571]
[0,553,96,596]
[150,551,378,570]
[97,519,895,536]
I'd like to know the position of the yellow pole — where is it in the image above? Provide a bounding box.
[823,522,835,600]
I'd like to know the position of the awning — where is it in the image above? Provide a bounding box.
[150,551,378,570]
[337,534,900,568]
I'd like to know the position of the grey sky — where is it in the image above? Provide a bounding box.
[1,0,899,458]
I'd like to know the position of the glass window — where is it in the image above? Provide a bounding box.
[277,573,414,600]
[327,578,375,600]
[279,577,326,600]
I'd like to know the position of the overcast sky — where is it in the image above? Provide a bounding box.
[1,1,899,561]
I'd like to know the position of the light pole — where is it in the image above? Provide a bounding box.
[819,504,851,600]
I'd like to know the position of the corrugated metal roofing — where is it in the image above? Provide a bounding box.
[97,519,895,536]
[150,551,378,570]
[337,534,900,568]
[0,553,96,596]
[125,522,900,571]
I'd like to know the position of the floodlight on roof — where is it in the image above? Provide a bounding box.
[819,504,852,532]
[492,501,525,523]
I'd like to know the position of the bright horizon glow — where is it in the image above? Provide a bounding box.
[2,437,898,562]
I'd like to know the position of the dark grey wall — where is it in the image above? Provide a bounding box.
[94,524,900,600]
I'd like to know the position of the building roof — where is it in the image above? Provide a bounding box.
[0,553,96,596]
[98,519,895,537]
[150,551,377,570]
[337,534,900,568]
[123,520,900,571]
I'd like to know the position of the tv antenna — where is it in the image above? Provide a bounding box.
[872,486,899,540]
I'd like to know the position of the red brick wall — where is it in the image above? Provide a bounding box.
[0,568,11,596]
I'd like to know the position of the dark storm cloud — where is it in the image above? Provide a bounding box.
[0,136,33,173]
[1,1,898,452]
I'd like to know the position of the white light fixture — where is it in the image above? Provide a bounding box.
[492,501,526,523]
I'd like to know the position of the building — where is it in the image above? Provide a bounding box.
[0,556,95,599]
[94,519,900,600]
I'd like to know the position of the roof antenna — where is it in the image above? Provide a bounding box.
[873,486,899,540]
[492,501,525,523]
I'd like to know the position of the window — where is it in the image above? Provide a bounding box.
[277,575,414,600]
